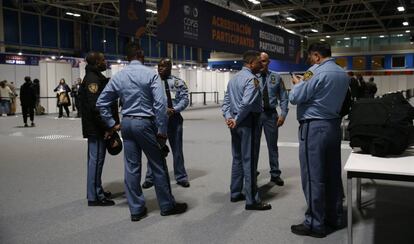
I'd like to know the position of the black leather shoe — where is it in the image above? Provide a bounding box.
[177,181,190,188]
[142,181,154,189]
[131,208,148,222]
[245,202,272,210]
[270,176,284,186]
[88,198,115,206]
[291,224,326,238]
[31,122,35,127]
[230,194,245,202]
[24,123,28,127]
[103,191,112,199]
[160,202,188,216]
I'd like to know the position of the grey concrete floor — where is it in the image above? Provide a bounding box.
[1,106,414,244]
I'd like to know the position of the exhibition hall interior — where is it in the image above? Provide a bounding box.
[0,0,413,243]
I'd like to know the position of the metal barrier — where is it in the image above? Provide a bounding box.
[189,92,219,106]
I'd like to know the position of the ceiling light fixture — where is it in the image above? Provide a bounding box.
[379,35,385,38]
[320,38,325,41]
[403,22,409,26]
[310,29,318,33]
[344,37,350,40]
[237,10,262,21]
[326,35,331,38]
[66,12,74,16]
[286,17,295,22]
[361,36,367,39]
[247,0,260,4]
[146,9,157,14]
[260,11,279,17]
[397,6,405,12]
[18,52,23,55]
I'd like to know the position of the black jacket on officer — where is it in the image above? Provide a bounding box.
[79,65,119,138]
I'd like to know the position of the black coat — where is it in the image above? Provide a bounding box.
[54,84,71,107]
[79,65,119,138]
[20,82,36,107]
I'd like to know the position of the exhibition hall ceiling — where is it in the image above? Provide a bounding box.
[20,0,414,37]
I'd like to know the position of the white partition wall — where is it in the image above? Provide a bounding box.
[110,64,126,76]
[39,61,72,114]
[0,64,40,87]
[79,61,86,81]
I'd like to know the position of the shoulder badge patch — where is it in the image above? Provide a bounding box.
[271,75,276,84]
[303,71,314,81]
[183,80,188,89]
[88,83,99,93]
[174,80,179,87]
[253,78,260,88]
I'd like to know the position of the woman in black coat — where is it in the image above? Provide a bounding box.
[54,78,71,118]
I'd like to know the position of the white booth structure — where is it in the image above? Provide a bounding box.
[39,61,73,114]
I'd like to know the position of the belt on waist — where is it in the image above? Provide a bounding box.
[299,118,322,124]
[123,115,154,120]
[299,118,341,124]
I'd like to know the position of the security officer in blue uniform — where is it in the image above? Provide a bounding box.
[289,42,348,237]
[142,58,190,189]
[222,50,271,211]
[254,52,289,186]
[79,51,118,207]
[96,43,187,221]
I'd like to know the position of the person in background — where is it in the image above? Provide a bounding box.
[54,78,71,118]
[348,72,360,100]
[364,77,378,98]
[356,74,366,99]
[6,81,17,116]
[20,76,36,127]
[73,78,82,117]
[0,80,13,117]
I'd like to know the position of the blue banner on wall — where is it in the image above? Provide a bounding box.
[157,0,301,62]
[119,0,147,38]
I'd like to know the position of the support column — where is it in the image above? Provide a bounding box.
[0,0,5,52]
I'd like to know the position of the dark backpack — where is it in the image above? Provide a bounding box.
[340,87,352,117]
[348,92,414,157]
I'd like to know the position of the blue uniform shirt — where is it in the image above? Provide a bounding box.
[164,75,189,113]
[222,67,262,124]
[289,58,349,121]
[96,60,168,135]
[258,70,289,118]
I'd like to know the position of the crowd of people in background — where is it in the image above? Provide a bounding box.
[349,72,378,100]
[0,75,84,125]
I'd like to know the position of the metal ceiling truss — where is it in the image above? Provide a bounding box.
[16,0,414,39]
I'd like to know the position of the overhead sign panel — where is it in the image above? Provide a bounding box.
[157,0,301,62]
[119,0,147,38]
